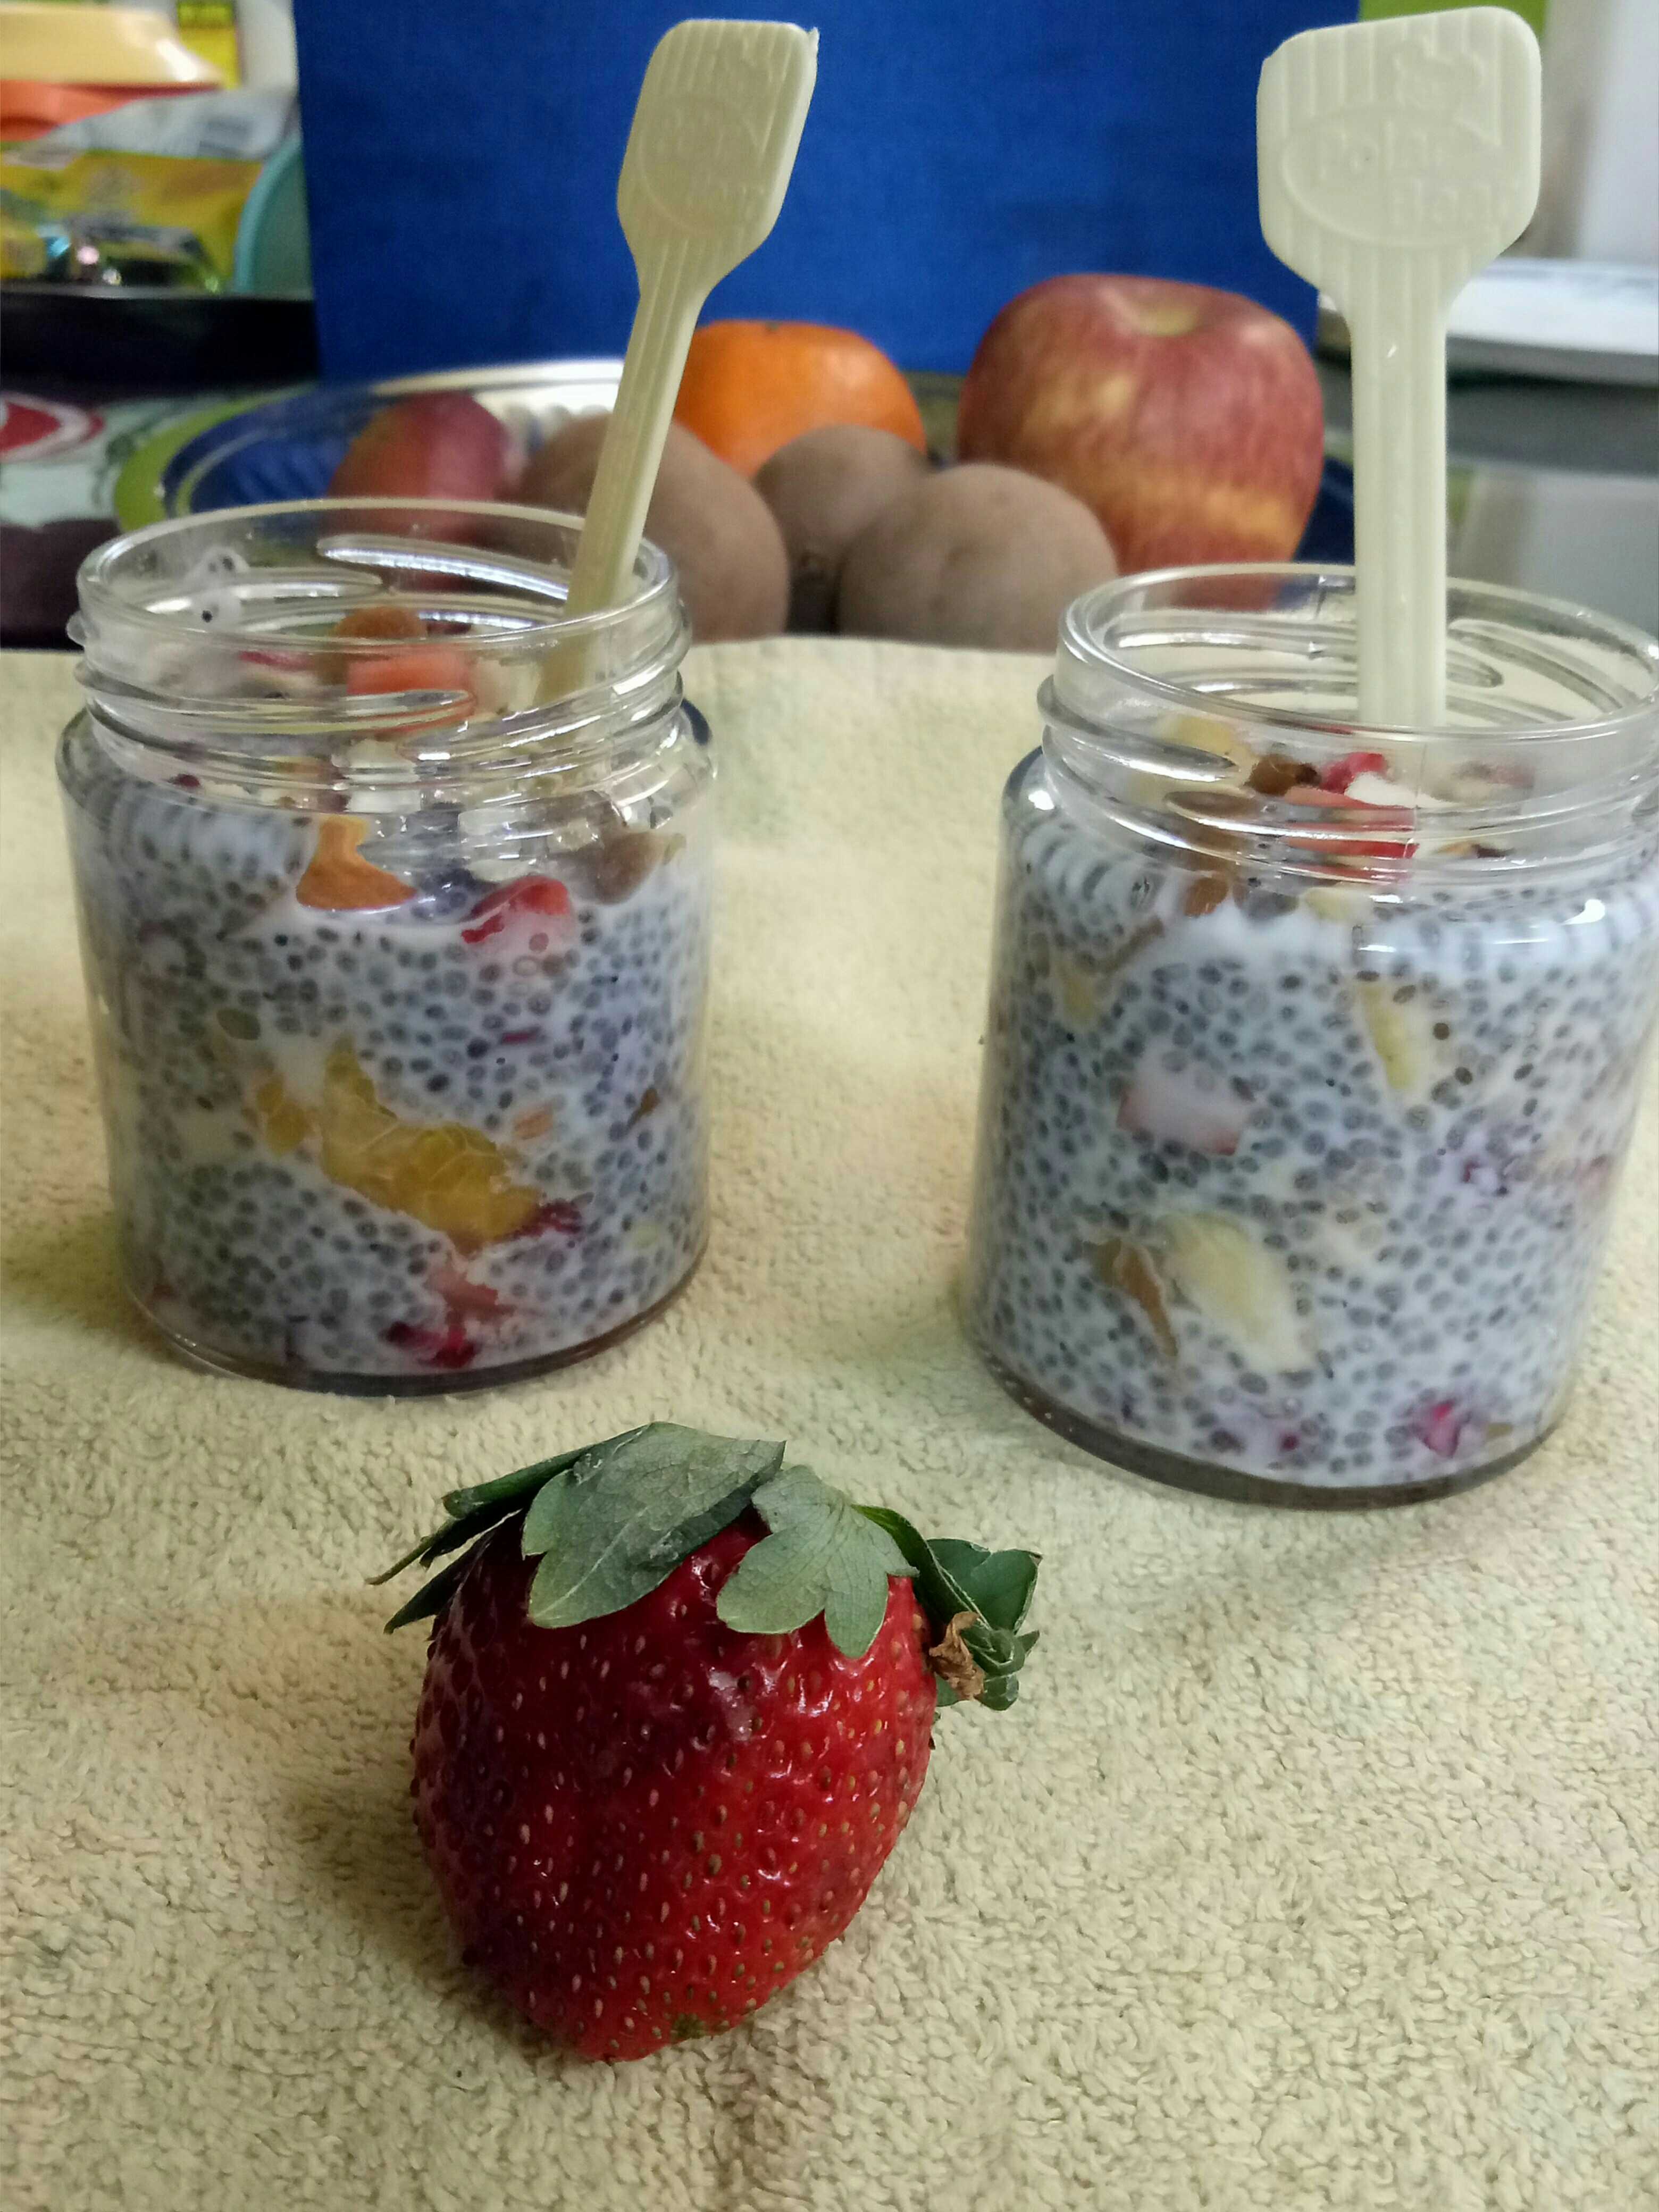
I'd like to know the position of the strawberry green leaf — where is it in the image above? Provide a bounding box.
[381,1426,772,1631]
[524,1425,784,1630]
[517,1423,728,1558]
[369,1523,455,1587]
[972,1631,1040,1711]
[855,1507,975,1618]
[382,1551,474,1634]
[716,1467,912,1658]
[368,1503,519,1587]
[854,1507,1041,1709]
[925,1540,1041,1636]
[377,1436,642,1598]
[442,1436,635,1521]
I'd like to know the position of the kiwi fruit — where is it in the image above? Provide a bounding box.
[515,414,787,643]
[754,424,932,633]
[837,462,1118,651]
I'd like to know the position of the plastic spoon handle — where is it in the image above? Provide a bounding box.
[1258,9,1540,726]
[1347,271,1451,730]
[563,18,818,626]
[566,261,699,624]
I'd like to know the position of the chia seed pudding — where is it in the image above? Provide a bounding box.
[965,568,1659,1503]
[60,502,713,1391]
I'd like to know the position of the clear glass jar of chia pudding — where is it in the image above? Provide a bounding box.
[966,566,1659,1506]
[60,500,712,1392]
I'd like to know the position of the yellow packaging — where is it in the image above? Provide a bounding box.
[1,147,259,285]
[175,3,241,89]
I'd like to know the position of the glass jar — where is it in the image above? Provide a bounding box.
[60,499,712,1393]
[966,566,1659,1506]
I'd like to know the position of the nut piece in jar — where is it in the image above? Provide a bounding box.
[836,462,1117,651]
[515,414,787,643]
[756,424,932,634]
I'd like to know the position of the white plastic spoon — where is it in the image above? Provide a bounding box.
[1258,8,1540,726]
[558,17,817,660]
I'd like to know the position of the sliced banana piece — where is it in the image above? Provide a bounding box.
[1159,1211,1312,1373]
[1353,979,1451,1104]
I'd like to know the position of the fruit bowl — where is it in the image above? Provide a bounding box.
[113,357,1358,568]
[113,358,625,530]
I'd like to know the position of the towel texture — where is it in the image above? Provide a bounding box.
[3,642,1656,2212]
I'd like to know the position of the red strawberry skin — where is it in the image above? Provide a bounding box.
[410,1518,937,2059]
[460,876,573,945]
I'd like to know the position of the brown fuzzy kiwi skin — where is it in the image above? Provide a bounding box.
[515,415,788,643]
[836,462,1119,652]
[754,424,933,634]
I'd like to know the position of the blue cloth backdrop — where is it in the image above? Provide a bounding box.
[292,0,1355,382]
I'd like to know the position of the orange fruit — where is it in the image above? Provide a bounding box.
[317,1041,544,1253]
[673,321,926,477]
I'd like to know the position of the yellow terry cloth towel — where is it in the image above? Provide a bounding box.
[3,642,1656,2210]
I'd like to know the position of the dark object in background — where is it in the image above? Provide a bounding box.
[1,286,319,390]
[2,517,114,649]
[291,0,1351,382]
[0,283,316,648]
[1295,455,1355,567]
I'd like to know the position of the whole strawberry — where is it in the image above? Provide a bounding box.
[379,1424,1039,2060]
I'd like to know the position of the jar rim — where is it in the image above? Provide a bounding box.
[1043,563,1659,887]
[1057,563,1659,748]
[70,497,691,790]
[76,496,681,651]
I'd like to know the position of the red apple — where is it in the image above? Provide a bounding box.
[956,275,1324,575]
[328,392,512,507]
